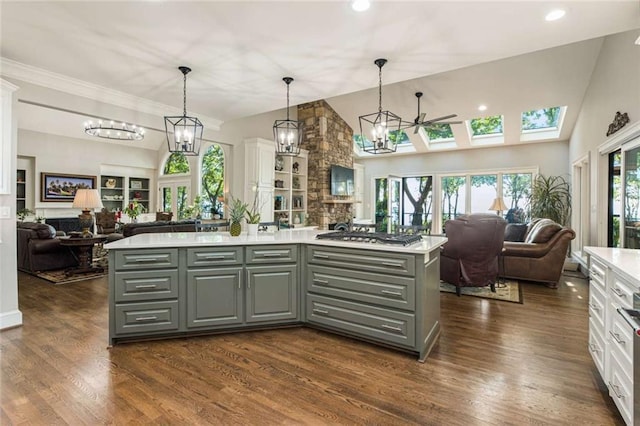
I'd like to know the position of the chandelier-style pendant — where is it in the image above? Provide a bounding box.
[273,77,303,156]
[84,119,145,141]
[358,59,402,154]
[164,66,203,156]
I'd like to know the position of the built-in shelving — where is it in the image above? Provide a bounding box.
[129,177,150,212]
[274,151,307,226]
[16,169,26,212]
[100,175,125,212]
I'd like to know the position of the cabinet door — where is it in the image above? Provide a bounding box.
[186,267,243,328]
[246,265,298,324]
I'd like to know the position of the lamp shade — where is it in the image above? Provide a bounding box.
[489,197,508,212]
[72,189,104,210]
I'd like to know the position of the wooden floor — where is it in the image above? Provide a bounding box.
[1,271,624,425]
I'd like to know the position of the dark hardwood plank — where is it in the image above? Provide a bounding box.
[0,271,624,425]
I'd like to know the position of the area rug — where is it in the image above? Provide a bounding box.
[440,280,523,303]
[35,268,107,285]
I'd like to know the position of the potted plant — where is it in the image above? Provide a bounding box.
[17,208,34,222]
[245,187,262,236]
[226,195,248,237]
[527,174,571,226]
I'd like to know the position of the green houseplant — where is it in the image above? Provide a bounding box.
[527,174,571,226]
[17,208,34,222]
[124,200,146,222]
[227,195,248,236]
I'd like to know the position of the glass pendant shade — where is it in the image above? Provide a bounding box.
[273,77,302,156]
[358,58,402,154]
[165,66,203,156]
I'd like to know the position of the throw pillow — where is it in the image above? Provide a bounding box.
[35,223,57,239]
[504,223,528,242]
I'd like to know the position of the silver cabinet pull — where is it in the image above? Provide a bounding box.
[135,284,157,289]
[381,261,402,268]
[611,287,625,297]
[381,324,402,333]
[312,308,329,315]
[204,255,225,260]
[262,253,284,257]
[313,279,329,285]
[314,253,329,259]
[381,289,403,297]
[135,316,158,322]
[588,343,599,352]
[133,258,161,263]
[608,382,625,399]
[609,330,625,345]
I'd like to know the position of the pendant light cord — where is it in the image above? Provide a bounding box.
[183,72,188,117]
[378,64,383,113]
[286,81,290,121]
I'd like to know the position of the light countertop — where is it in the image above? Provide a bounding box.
[584,246,640,286]
[105,229,448,255]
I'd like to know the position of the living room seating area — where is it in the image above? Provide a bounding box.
[16,222,77,273]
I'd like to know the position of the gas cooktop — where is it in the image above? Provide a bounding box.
[315,231,422,246]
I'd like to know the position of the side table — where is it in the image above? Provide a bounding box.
[59,235,107,276]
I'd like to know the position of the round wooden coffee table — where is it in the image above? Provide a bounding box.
[59,235,107,276]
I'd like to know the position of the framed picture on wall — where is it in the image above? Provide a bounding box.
[41,172,96,202]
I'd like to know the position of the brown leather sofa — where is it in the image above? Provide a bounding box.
[121,220,197,237]
[16,222,78,273]
[500,218,575,288]
[440,214,507,296]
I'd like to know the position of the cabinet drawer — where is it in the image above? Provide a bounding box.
[609,310,634,370]
[307,294,415,348]
[610,272,636,309]
[589,257,606,290]
[114,270,179,302]
[114,300,179,335]
[588,281,606,331]
[246,245,297,264]
[114,249,178,271]
[588,317,606,378]
[307,265,415,310]
[307,246,415,277]
[608,348,634,426]
[187,247,243,267]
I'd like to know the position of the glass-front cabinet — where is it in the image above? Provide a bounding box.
[622,142,640,248]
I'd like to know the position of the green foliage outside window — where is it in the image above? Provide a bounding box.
[426,123,454,141]
[441,176,466,224]
[470,115,503,136]
[200,145,225,215]
[163,152,190,174]
[522,107,561,131]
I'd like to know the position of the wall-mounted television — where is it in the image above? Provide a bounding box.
[330,165,354,196]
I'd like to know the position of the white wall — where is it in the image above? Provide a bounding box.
[569,29,640,245]
[358,140,570,217]
[0,79,22,329]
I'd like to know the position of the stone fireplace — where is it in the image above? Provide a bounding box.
[298,100,354,230]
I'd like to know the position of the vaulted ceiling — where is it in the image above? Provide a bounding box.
[1,1,639,152]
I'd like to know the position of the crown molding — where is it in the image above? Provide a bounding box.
[0,57,222,130]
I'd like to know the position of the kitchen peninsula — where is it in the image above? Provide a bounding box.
[105,230,447,361]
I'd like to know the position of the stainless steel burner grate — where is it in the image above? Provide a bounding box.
[315,231,422,246]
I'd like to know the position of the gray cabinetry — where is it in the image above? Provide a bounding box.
[305,245,440,361]
[187,267,243,328]
[110,249,180,343]
[246,264,298,323]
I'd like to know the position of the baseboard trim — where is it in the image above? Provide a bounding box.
[0,310,23,330]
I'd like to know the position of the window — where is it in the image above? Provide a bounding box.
[469,115,503,137]
[441,176,466,225]
[425,123,454,141]
[520,106,566,142]
[354,130,412,153]
[402,176,434,231]
[160,152,191,219]
[502,173,532,223]
[374,178,388,232]
[470,174,497,214]
[163,152,190,175]
[200,144,225,218]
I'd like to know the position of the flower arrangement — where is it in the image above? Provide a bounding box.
[124,199,146,220]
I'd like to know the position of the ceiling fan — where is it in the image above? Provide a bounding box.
[403,92,462,134]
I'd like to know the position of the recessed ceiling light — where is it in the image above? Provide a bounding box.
[352,0,370,12]
[545,9,566,21]
[478,105,488,111]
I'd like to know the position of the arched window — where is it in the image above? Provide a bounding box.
[163,152,190,175]
[200,144,225,217]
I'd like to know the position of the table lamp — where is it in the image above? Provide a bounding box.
[72,189,104,237]
[489,197,508,216]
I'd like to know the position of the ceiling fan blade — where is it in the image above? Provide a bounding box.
[414,125,420,134]
[424,120,463,126]
[422,114,458,124]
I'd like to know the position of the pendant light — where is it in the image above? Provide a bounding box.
[358,59,402,154]
[164,66,203,156]
[273,77,303,156]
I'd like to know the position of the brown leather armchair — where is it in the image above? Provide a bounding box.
[440,214,507,296]
[500,218,575,288]
[95,209,117,234]
[155,211,173,221]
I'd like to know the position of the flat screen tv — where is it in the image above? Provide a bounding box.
[330,165,354,196]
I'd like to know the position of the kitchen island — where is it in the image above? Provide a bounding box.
[105,230,447,361]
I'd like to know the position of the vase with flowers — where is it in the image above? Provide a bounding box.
[124,199,146,223]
